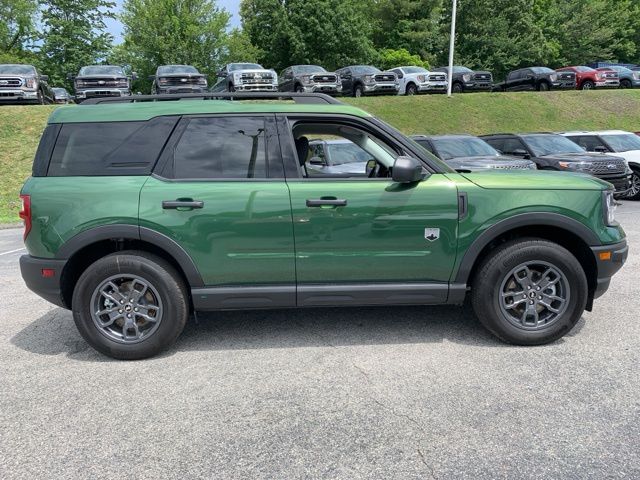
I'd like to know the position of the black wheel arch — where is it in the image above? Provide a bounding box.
[56,225,204,308]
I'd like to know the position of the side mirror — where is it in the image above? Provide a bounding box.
[512,148,530,159]
[148,75,155,81]
[594,146,608,153]
[365,159,377,176]
[67,73,75,80]
[392,156,425,183]
[40,74,49,81]
[309,156,324,165]
[218,70,227,78]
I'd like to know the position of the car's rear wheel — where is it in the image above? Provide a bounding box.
[581,80,595,90]
[471,239,587,345]
[72,251,188,360]
[626,166,640,200]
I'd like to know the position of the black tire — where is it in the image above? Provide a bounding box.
[452,82,463,94]
[353,84,364,98]
[626,166,640,200]
[471,239,587,346]
[72,251,189,360]
[620,79,632,89]
[406,83,418,95]
[538,81,550,91]
[295,84,304,93]
[37,91,45,105]
[581,80,595,90]
[228,83,236,92]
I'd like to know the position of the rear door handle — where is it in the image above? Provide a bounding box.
[162,200,204,209]
[306,198,347,207]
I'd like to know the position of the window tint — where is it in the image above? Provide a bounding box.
[413,139,434,153]
[501,138,528,154]
[508,71,521,81]
[48,118,178,176]
[173,117,267,179]
[600,133,640,152]
[566,135,605,152]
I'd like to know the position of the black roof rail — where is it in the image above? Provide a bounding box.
[81,92,343,105]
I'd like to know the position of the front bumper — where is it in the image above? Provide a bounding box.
[234,84,278,92]
[597,173,632,194]
[595,80,620,88]
[552,81,576,89]
[20,255,68,308]
[590,240,628,299]
[417,82,447,93]
[158,86,207,94]
[302,84,342,94]
[0,89,39,102]
[462,82,493,91]
[363,83,399,95]
[75,89,131,100]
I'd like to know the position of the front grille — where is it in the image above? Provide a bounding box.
[80,78,127,88]
[586,159,627,175]
[0,77,22,87]
[374,74,395,82]
[474,73,492,81]
[601,72,618,79]
[163,76,204,86]
[428,74,446,82]
[0,92,22,97]
[492,163,532,170]
[240,72,274,83]
[312,74,337,83]
[558,72,575,80]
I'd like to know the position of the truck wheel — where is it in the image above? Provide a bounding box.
[581,80,595,90]
[452,82,463,93]
[406,83,417,95]
[295,84,304,93]
[626,166,640,200]
[354,84,364,98]
[72,251,189,360]
[620,79,632,89]
[229,83,236,92]
[37,91,45,105]
[538,82,550,91]
[471,239,587,345]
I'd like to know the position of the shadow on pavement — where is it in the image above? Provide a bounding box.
[11,304,585,361]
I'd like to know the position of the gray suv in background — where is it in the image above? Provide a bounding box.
[150,65,207,94]
[279,65,342,95]
[70,65,135,103]
[0,64,53,104]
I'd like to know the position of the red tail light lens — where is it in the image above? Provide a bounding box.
[19,194,31,240]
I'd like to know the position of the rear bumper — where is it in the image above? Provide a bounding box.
[590,240,628,299]
[20,255,67,308]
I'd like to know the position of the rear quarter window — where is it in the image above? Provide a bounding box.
[47,116,178,176]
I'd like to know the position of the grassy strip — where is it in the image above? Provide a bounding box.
[1,90,640,223]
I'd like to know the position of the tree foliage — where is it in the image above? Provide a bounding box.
[375,48,429,70]
[0,0,38,54]
[39,0,116,89]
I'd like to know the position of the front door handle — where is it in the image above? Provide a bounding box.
[306,198,347,207]
[162,199,204,209]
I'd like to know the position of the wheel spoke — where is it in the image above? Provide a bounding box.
[135,311,158,323]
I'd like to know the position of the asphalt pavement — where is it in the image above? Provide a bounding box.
[1,202,639,479]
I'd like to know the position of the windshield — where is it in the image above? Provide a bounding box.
[326,142,372,165]
[358,66,381,74]
[0,64,36,75]
[229,63,263,71]
[432,137,500,159]
[158,65,199,75]
[297,65,326,74]
[530,67,555,74]
[523,135,585,156]
[574,66,595,72]
[79,66,125,76]
[454,66,473,73]
[402,66,428,74]
[601,134,640,152]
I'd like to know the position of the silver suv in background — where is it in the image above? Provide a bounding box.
[211,63,278,92]
[389,66,448,95]
[150,65,207,94]
[70,65,135,103]
[0,64,53,104]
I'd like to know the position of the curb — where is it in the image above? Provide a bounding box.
[0,223,21,230]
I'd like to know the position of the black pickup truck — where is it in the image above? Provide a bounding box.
[150,65,207,94]
[431,66,493,93]
[494,67,576,92]
[70,65,136,102]
[335,65,399,97]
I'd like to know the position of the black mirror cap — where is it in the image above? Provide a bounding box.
[392,156,426,183]
[66,73,75,80]
[40,74,49,81]
[148,75,156,80]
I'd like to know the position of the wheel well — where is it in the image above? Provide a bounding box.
[467,225,597,307]
[60,238,192,310]
[538,80,550,89]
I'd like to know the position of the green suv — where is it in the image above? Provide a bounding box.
[19,93,628,359]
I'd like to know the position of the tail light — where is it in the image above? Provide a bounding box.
[19,194,31,240]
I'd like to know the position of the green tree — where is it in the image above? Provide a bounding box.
[0,0,38,55]
[119,0,230,92]
[240,0,375,71]
[39,0,116,88]
[221,28,263,65]
[375,48,429,70]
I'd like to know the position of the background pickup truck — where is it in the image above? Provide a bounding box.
[0,64,53,104]
[211,63,278,92]
[70,65,135,102]
[556,66,619,90]
[389,66,447,95]
[431,66,493,93]
[336,65,399,97]
[494,67,576,92]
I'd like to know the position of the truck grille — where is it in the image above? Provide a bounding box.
[312,74,337,83]
[0,77,22,87]
[474,73,492,81]
[162,77,204,86]
[601,72,618,79]
[491,163,532,170]
[586,159,627,175]
[81,78,127,87]
[428,74,446,82]
[240,72,274,83]
[375,74,396,82]
[558,72,576,81]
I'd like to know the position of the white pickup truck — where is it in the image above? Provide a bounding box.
[389,66,448,95]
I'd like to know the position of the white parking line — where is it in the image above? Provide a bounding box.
[0,247,25,256]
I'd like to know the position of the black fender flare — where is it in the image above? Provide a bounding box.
[55,224,204,287]
[454,212,601,284]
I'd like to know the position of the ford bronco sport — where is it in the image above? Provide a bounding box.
[19,93,627,359]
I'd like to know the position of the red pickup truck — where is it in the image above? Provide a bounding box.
[556,66,619,90]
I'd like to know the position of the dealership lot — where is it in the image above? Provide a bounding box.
[0,202,638,479]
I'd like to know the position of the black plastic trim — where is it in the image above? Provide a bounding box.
[590,240,628,299]
[81,92,343,105]
[192,285,296,310]
[20,255,68,308]
[297,283,449,307]
[454,212,603,284]
[458,192,468,220]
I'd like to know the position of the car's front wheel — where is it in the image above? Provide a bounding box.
[72,251,188,360]
[406,83,417,95]
[620,79,632,89]
[452,82,463,94]
[354,84,364,97]
[471,239,587,345]
[626,166,640,200]
[581,80,595,90]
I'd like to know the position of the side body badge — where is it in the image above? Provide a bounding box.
[424,228,440,242]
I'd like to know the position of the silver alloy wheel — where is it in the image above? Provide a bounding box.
[90,274,163,344]
[355,87,362,98]
[627,171,640,198]
[582,81,594,90]
[499,261,570,330]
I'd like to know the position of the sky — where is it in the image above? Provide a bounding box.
[105,0,242,43]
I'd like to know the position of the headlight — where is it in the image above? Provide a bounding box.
[363,75,374,84]
[25,77,36,88]
[462,74,471,82]
[633,72,640,80]
[75,80,85,88]
[558,161,590,171]
[234,73,243,84]
[550,73,558,81]
[301,75,312,85]
[603,190,617,226]
[198,77,207,85]
[417,75,425,82]
[158,77,168,85]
